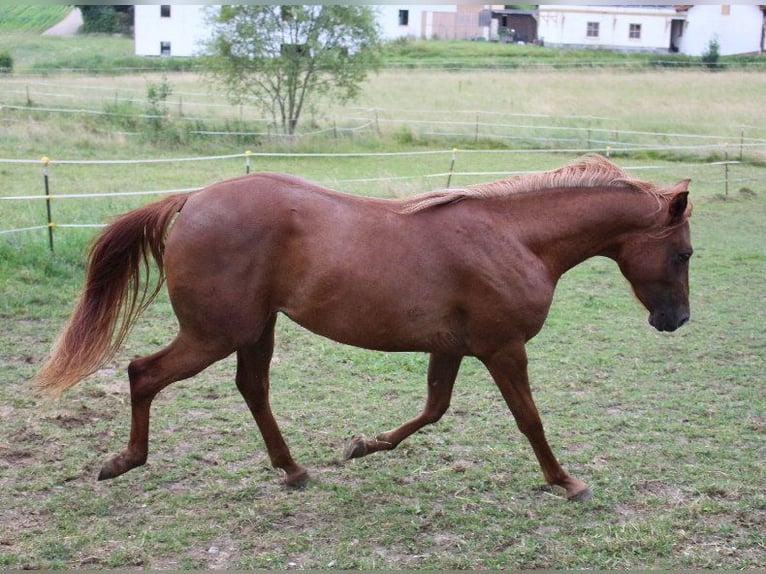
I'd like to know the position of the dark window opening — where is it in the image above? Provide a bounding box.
[281,43,309,58]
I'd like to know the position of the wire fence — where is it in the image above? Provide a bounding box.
[2,77,764,250]
[3,99,765,153]
[1,147,758,252]
[3,77,766,150]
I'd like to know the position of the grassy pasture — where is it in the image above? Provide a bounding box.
[1,57,765,568]
[0,6,70,33]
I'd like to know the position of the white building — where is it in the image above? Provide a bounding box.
[376,4,495,41]
[538,4,765,55]
[538,5,684,53]
[133,4,496,57]
[134,4,212,57]
[674,4,765,56]
[134,4,766,58]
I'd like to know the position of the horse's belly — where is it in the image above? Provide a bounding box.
[279,288,468,354]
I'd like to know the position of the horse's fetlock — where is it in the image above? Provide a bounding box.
[374,434,395,450]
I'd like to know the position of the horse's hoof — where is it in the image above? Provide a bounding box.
[567,487,594,502]
[97,452,144,481]
[343,436,368,460]
[284,467,310,489]
[97,467,115,481]
[97,457,123,481]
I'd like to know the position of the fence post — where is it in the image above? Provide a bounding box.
[41,156,54,252]
[740,129,744,162]
[446,148,457,188]
[245,149,252,174]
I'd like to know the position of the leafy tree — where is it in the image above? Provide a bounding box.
[203,5,381,135]
[78,5,132,35]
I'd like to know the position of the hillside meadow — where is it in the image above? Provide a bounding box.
[0,41,765,569]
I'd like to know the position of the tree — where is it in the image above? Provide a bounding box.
[78,5,133,35]
[203,5,381,135]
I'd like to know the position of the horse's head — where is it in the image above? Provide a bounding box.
[614,181,693,332]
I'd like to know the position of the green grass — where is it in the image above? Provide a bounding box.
[0,36,764,569]
[1,190,764,569]
[381,38,644,69]
[380,38,766,71]
[0,31,195,74]
[0,6,71,33]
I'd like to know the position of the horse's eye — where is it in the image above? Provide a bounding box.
[677,252,692,263]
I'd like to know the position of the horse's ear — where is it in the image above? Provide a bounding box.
[667,184,690,225]
[669,178,691,194]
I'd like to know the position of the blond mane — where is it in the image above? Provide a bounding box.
[397,154,663,214]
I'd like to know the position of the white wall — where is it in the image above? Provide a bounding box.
[135,5,454,54]
[134,5,212,57]
[678,5,763,56]
[375,5,457,40]
[538,5,678,52]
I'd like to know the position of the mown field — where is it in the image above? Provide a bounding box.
[0,6,70,33]
[1,32,765,569]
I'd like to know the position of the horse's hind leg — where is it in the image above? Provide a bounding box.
[235,314,308,487]
[98,334,227,480]
[345,353,462,459]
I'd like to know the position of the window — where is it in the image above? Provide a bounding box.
[160,42,171,56]
[281,43,309,58]
[629,23,641,39]
[586,22,599,38]
[160,5,170,18]
[398,10,409,26]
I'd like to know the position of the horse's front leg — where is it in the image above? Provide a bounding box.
[345,353,462,459]
[481,342,592,502]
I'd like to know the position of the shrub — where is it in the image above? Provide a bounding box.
[0,50,13,73]
[702,38,721,70]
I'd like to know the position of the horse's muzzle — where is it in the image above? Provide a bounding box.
[649,309,690,332]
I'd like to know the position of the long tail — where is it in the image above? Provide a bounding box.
[35,193,190,398]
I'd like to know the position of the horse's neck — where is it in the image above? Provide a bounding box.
[506,186,656,277]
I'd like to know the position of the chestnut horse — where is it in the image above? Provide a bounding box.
[35,155,692,501]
